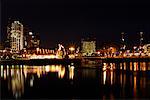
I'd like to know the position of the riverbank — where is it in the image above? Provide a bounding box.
[0,57,149,66]
[0,58,81,65]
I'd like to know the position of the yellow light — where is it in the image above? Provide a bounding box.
[120,73,122,85]
[133,62,137,71]
[58,67,65,79]
[69,47,75,51]
[68,54,75,59]
[49,54,56,59]
[103,63,107,71]
[24,67,27,78]
[37,67,42,78]
[29,54,57,59]
[69,66,74,80]
[51,65,56,72]
[1,65,3,77]
[4,70,6,80]
[124,62,126,70]
[142,62,146,71]
[130,62,132,71]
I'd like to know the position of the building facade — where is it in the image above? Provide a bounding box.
[143,44,150,53]
[81,40,96,56]
[8,21,24,53]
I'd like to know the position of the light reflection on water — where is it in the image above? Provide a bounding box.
[69,66,75,80]
[1,61,150,99]
[133,76,137,97]
[1,64,75,99]
[103,70,106,85]
[22,65,66,79]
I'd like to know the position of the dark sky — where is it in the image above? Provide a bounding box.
[1,0,150,48]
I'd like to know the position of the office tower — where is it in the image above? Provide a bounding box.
[120,32,126,50]
[139,32,144,46]
[7,21,24,53]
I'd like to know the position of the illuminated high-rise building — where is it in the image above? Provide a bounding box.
[139,32,144,46]
[81,36,96,56]
[120,32,126,50]
[7,21,24,53]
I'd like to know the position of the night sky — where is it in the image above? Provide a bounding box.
[1,0,150,48]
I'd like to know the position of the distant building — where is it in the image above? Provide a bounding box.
[81,38,96,56]
[139,32,144,46]
[7,21,24,53]
[120,32,126,50]
[24,32,40,50]
[0,42,4,56]
[0,42,4,50]
[99,42,119,57]
[143,44,150,53]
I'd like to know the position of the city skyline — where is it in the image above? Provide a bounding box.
[1,0,150,48]
[1,1,150,99]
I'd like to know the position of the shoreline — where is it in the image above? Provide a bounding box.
[0,57,149,65]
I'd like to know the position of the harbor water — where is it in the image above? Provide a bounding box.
[1,61,150,99]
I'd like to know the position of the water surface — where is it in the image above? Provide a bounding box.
[1,62,150,99]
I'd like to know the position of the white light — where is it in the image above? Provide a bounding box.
[29,32,33,35]
[45,65,50,72]
[103,63,107,71]
[30,79,34,87]
[7,65,9,68]
[133,46,137,49]
[103,71,106,85]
